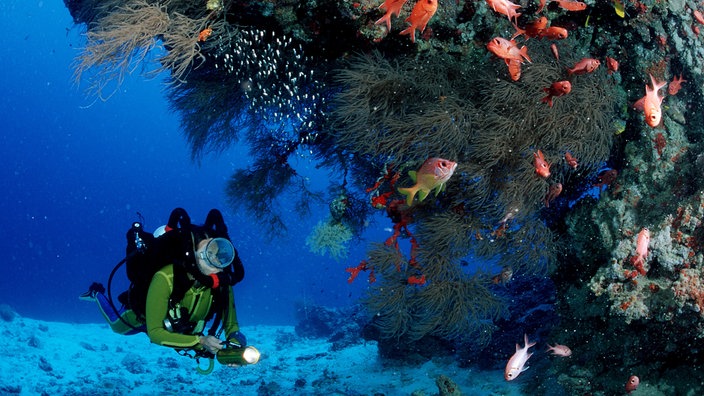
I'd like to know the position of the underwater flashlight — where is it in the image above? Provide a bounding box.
[216,345,261,365]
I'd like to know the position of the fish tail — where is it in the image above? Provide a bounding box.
[398,186,417,205]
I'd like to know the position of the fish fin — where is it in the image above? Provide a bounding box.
[417,189,430,202]
[434,182,446,196]
[520,46,532,63]
[398,187,417,206]
[399,26,416,43]
[524,333,536,348]
[408,170,417,183]
[375,14,392,31]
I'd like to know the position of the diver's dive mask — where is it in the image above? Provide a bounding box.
[198,238,235,269]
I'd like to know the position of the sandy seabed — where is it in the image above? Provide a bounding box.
[0,315,525,395]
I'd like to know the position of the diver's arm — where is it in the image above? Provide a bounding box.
[145,270,200,349]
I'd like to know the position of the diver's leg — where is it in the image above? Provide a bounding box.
[81,283,145,335]
[94,292,146,335]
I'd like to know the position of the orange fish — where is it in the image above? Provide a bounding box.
[407,274,426,285]
[541,80,571,107]
[398,157,457,205]
[567,58,600,75]
[564,151,578,168]
[605,56,619,74]
[198,27,213,42]
[538,26,568,40]
[668,74,686,95]
[533,150,550,178]
[487,37,532,64]
[512,16,548,39]
[399,0,438,42]
[552,0,587,11]
[486,0,522,22]
[636,74,666,127]
[375,0,409,31]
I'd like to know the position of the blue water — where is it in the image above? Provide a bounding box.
[0,0,375,326]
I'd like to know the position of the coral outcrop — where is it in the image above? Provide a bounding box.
[63,0,704,392]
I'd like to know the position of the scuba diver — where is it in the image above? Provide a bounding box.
[80,208,257,372]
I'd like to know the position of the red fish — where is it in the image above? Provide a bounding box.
[564,151,578,168]
[538,26,568,40]
[486,0,522,22]
[605,56,619,74]
[541,80,571,107]
[567,58,600,75]
[400,0,438,43]
[505,334,535,380]
[398,157,457,205]
[512,16,548,39]
[668,74,686,95]
[552,0,587,11]
[636,74,666,127]
[533,150,550,178]
[407,274,426,285]
[487,37,532,64]
[546,344,572,357]
[375,0,409,31]
[631,228,650,275]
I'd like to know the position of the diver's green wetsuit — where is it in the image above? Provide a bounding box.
[96,264,239,349]
[146,264,239,349]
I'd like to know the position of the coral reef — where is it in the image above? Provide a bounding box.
[63,0,704,391]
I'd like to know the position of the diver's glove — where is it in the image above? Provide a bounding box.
[227,331,247,347]
[199,335,224,355]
